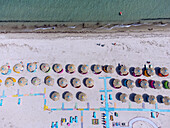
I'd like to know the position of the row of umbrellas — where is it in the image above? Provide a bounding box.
[119,93,170,105]
[2,77,94,88]
[50,91,87,102]
[112,78,170,89]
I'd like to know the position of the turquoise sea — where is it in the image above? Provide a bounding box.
[0,0,170,24]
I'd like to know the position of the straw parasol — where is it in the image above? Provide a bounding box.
[140,80,148,89]
[113,79,121,88]
[134,94,143,104]
[53,64,63,73]
[134,67,142,76]
[106,65,115,73]
[120,65,129,75]
[80,65,89,74]
[18,77,28,87]
[45,76,54,86]
[160,67,168,76]
[31,77,41,86]
[5,77,15,87]
[0,65,9,75]
[94,65,102,74]
[64,92,73,101]
[40,63,50,73]
[126,79,135,89]
[163,96,170,105]
[27,62,37,72]
[154,81,162,89]
[85,78,94,88]
[120,93,128,103]
[58,78,68,88]
[78,92,87,101]
[148,95,157,104]
[13,63,24,73]
[146,68,155,76]
[67,64,76,73]
[50,91,60,101]
[72,78,81,88]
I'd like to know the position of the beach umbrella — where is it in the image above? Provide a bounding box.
[78,92,87,101]
[45,76,54,86]
[50,91,60,101]
[94,65,102,74]
[120,93,128,103]
[18,77,28,87]
[53,64,63,73]
[134,94,143,104]
[72,78,81,88]
[27,62,37,72]
[5,77,15,87]
[146,68,155,76]
[40,63,50,73]
[120,65,129,75]
[160,67,168,76]
[106,65,115,73]
[140,80,148,89]
[134,67,142,76]
[58,78,68,88]
[148,95,157,104]
[67,64,76,73]
[85,78,94,88]
[163,96,170,105]
[0,65,9,75]
[80,65,89,74]
[126,79,135,89]
[31,77,41,86]
[64,92,73,101]
[154,81,162,89]
[113,79,121,88]
[13,63,24,73]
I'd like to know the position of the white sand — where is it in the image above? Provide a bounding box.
[0,32,169,128]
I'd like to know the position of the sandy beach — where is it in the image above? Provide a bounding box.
[0,30,170,128]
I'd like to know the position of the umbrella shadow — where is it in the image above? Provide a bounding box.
[142,67,145,75]
[109,78,115,88]
[70,78,76,87]
[76,91,82,100]
[162,80,167,89]
[155,67,160,76]
[129,93,136,102]
[121,79,127,87]
[62,91,69,99]
[39,63,44,71]
[65,64,70,73]
[57,77,63,87]
[148,80,153,88]
[142,93,149,102]
[129,67,135,76]
[91,64,95,73]
[157,95,163,103]
[78,64,83,73]
[115,92,122,101]
[135,79,141,87]
[83,77,89,87]
[116,63,121,76]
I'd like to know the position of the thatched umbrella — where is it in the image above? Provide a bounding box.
[13,63,24,73]
[134,67,142,76]
[72,78,81,88]
[53,64,63,73]
[18,77,28,87]
[31,77,41,86]
[64,92,73,101]
[0,65,9,75]
[40,63,50,73]
[78,92,87,101]
[146,68,155,76]
[113,79,121,88]
[126,79,135,89]
[134,94,143,104]
[160,67,168,76]
[120,93,128,103]
[5,77,15,87]
[67,64,76,73]
[27,62,37,72]
[120,65,129,75]
[163,96,170,105]
[153,81,162,89]
[140,80,148,89]
[103,65,115,73]
[45,76,54,86]
[80,65,89,74]
[85,78,94,88]
[148,95,157,104]
[94,65,102,74]
[58,78,68,88]
[50,91,60,101]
